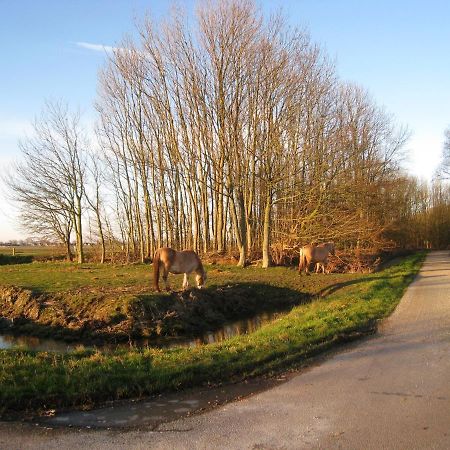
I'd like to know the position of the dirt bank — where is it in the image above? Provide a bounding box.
[0,283,308,344]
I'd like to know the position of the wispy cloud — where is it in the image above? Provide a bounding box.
[76,41,117,54]
[0,119,33,140]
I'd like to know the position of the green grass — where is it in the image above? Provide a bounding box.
[0,258,359,292]
[0,252,425,417]
[0,261,150,291]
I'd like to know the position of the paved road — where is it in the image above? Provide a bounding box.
[2,251,449,449]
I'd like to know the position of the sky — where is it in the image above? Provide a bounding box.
[1,0,449,240]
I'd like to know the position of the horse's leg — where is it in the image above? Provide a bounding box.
[162,266,171,291]
[182,273,189,290]
[305,258,311,275]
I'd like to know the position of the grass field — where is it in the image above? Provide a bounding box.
[0,258,363,292]
[0,252,425,417]
[0,245,66,257]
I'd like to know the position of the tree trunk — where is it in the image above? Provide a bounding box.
[75,198,84,263]
[66,237,73,262]
[262,191,272,268]
[229,189,247,267]
[94,209,106,264]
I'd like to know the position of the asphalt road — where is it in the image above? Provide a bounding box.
[1,250,449,450]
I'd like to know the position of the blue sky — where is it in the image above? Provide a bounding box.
[1,0,449,240]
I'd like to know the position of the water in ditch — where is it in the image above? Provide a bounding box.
[0,310,280,353]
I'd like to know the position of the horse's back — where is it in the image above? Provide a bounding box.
[159,248,200,274]
[312,243,334,262]
[301,244,330,263]
[313,247,328,261]
[157,247,177,263]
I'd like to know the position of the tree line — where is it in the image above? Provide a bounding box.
[6,1,450,265]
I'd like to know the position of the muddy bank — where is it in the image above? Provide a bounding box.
[0,284,309,344]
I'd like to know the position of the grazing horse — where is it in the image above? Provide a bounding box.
[153,247,207,292]
[298,242,335,275]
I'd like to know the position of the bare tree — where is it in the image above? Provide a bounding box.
[85,149,107,263]
[436,127,450,180]
[6,101,87,262]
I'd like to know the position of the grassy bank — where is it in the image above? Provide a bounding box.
[0,253,424,417]
[0,261,365,342]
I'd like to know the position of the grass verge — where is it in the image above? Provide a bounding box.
[0,252,424,418]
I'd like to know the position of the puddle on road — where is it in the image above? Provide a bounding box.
[41,376,286,430]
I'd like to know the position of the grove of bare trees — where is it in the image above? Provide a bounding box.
[6,1,450,265]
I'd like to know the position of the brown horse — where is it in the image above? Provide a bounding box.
[153,247,207,292]
[298,242,335,275]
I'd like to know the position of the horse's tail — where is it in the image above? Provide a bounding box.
[298,248,305,273]
[153,249,161,291]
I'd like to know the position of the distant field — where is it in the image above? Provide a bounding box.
[0,245,66,258]
[0,245,105,264]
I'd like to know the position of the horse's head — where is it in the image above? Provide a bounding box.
[196,268,207,289]
[328,242,336,256]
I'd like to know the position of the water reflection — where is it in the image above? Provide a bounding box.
[0,311,279,353]
[0,334,80,352]
[195,312,274,345]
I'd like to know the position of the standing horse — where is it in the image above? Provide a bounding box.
[153,247,207,292]
[298,242,335,275]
